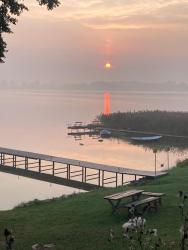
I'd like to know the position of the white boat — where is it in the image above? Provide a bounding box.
[100,129,111,138]
[131,135,162,142]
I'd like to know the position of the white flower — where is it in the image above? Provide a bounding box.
[122,222,135,232]
[128,217,146,228]
[152,229,158,237]
[136,217,146,228]
[122,217,146,234]
[180,225,184,239]
[109,229,114,241]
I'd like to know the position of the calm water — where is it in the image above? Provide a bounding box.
[0,89,188,210]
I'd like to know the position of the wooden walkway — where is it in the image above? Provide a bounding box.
[0,147,167,190]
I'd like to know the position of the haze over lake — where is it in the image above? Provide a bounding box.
[0,89,188,210]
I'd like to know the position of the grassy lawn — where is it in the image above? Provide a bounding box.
[0,161,188,249]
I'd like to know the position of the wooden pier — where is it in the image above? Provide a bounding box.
[67,121,102,131]
[67,131,98,137]
[0,147,167,190]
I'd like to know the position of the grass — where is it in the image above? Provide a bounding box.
[0,161,188,249]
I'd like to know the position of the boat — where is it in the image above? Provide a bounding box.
[100,129,111,138]
[130,135,162,142]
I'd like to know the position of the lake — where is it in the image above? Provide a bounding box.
[0,89,188,210]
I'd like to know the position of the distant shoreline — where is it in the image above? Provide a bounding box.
[1,81,188,92]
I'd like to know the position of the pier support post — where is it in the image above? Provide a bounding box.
[2,154,5,166]
[39,159,41,173]
[102,170,104,187]
[0,153,3,165]
[69,165,71,179]
[135,175,137,181]
[52,162,55,175]
[121,174,124,186]
[25,157,28,170]
[98,170,101,187]
[13,155,16,168]
[82,167,84,182]
[84,168,87,183]
[116,173,118,187]
[67,164,70,179]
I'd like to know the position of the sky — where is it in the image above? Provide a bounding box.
[0,0,188,84]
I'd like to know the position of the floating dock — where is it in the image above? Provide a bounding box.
[0,147,167,190]
[67,121,102,131]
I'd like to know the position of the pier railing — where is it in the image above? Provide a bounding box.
[0,147,167,190]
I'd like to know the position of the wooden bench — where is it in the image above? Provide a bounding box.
[104,189,144,213]
[142,192,165,204]
[124,196,160,215]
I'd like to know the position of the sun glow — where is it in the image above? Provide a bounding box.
[104,92,110,115]
[105,62,112,69]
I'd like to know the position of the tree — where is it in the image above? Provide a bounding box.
[0,0,60,62]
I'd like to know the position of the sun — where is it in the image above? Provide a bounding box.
[105,62,112,69]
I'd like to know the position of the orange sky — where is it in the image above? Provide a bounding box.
[0,0,188,84]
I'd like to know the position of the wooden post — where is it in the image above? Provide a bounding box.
[102,170,104,187]
[116,173,118,187]
[52,161,55,175]
[98,170,101,187]
[13,155,16,168]
[25,157,28,170]
[85,168,87,183]
[15,155,17,168]
[66,164,68,179]
[2,154,5,165]
[135,175,137,181]
[67,164,70,179]
[82,167,84,182]
[0,153,3,165]
[122,174,124,186]
[39,159,41,173]
[69,164,71,179]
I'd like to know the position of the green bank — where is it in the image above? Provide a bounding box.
[0,160,188,249]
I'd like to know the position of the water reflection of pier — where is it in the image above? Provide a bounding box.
[0,147,167,191]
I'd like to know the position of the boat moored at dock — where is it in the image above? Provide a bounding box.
[131,135,162,142]
[100,129,111,138]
